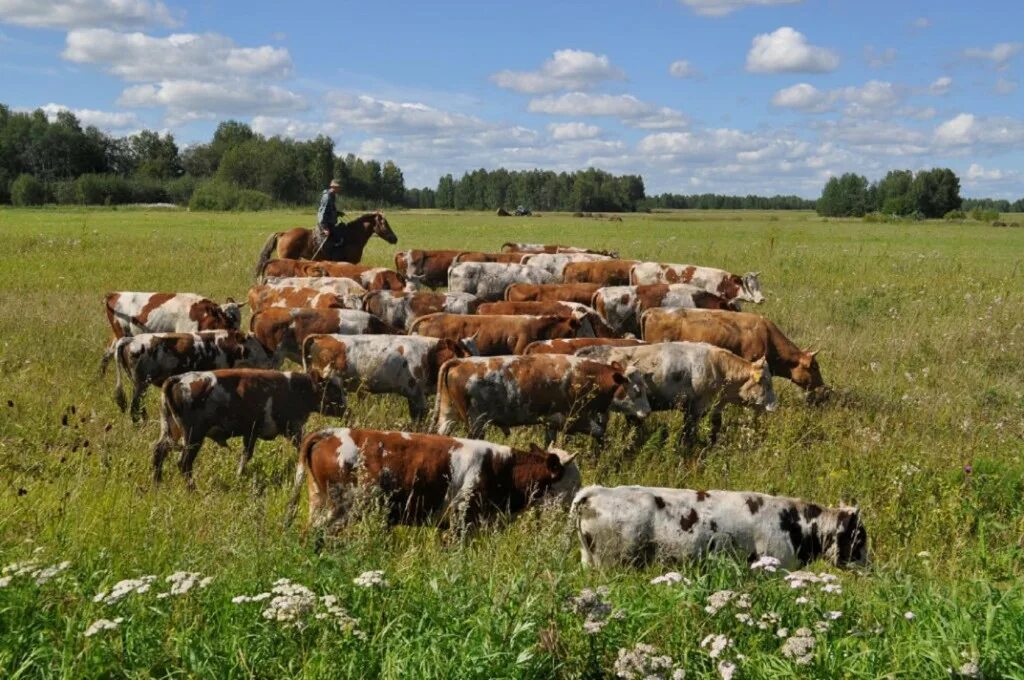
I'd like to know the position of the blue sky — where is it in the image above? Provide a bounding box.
[1,0,1023,197]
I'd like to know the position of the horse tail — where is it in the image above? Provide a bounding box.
[254,232,281,281]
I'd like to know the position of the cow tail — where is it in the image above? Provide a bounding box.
[157,376,186,448]
[285,430,319,529]
[430,357,455,431]
[253,232,281,281]
[300,333,319,373]
[111,338,131,412]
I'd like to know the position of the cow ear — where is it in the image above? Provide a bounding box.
[225,297,236,304]
[752,356,767,369]
[546,453,564,477]
[609,361,624,373]
[612,372,627,385]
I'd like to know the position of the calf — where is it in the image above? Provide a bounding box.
[572,485,867,570]
[259,259,409,291]
[576,342,776,444]
[448,262,557,301]
[290,428,580,529]
[250,307,400,364]
[104,292,243,340]
[248,285,363,312]
[435,354,651,443]
[520,253,612,279]
[302,334,475,419]
[640,308,827,403]
[151,368,347,486]
[630,262,763,304]
[505,282,602,304]
[475,301,618,338]
[394,249,462,288]
[592,284,738,336]
[502,243,619,257]
[100,330,276,421]
[362,290,480,331]
[524,338,647,355]
[562,259,639,286]
[411,313,584,355]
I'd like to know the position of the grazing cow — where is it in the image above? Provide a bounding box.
[151,368,347,486]
[100,330,276,421]
[505,282,603,304]
[411,313,585,355]
[258,259,410,291]
[524,338,647,355]
[104,292,243,340]
[640,308,827,402]
[476,301,618,338]
[250,307,400,364]
[247,285,363,313]
[452,251,529,264]
[362,290,480,331]
[592,284,738,336]
[520,253,613,279]
[630,262,764,304]
[502,243,619,257]
[576,342,776,444]
[572,485,867,570]
[302,334,475,419]
[290,428,581,529]
[261,277,368,296]
[394,249,462,288]
[435,354,651,443]
[448,262,557,301]
[563,260,640,286]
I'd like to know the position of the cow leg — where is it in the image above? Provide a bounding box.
[177,430,205,490]
[709,407,724,446]
[237,431,258,477]
[682,400,702,448]
[407,390,428,422]
[129,380,147,423]
[151,436,175,484]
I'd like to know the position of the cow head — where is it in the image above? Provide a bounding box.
[369,211,398,245]
[239,334,279,369]
[793,350,829,404]
[458,333,480,357]
[309,369,347,417]
[609,362,651,420]
[741,272,764,304]
[221,298,245,329]
[738,357,777,412]
[531,444,581,504]
[403,274,424,292]
[831,505,868,567]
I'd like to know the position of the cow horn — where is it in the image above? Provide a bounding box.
[237,301,248,308]
[806,349,820,357]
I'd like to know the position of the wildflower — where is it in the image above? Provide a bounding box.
[904,611,915,620]
[704,590,735,615]
[353,570,388,589]
[567,586,623,635]
[700,634,732,659]
[734,594,751,610]
[784,571,821,590]
[795,596,809,605]
[261,579,317,628]
[735,612,752,626]
[232,592,271,604]
[613,642,685,679]
[84,617,124,637]
[757,612,780,630]
[821,583,843,594]
[956,660,982,679]
[0,576,11,588]
[93,576,157,605]
[33,561,71,585]
[717,660,737,680]
[814,620,831,633]
[776,627,789,638]
[650,571,689,586]
[781,628,815,665]
[824,610,843,620]
[750,555,781,573]
[315,595,363,635]
[157,571,213,598]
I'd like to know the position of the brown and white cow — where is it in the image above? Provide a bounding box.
[630,262,764,304]
[250,307,400,364]
[502,243,619,257]
[572,485,867,570]
[505,282,603,304]
[640,308,827,403]
[302,334,475,419]
[104,292,243,340]
[520,253,613,279]
[394,249,462,288]
[475,301,619,338]
[247,285,364,313]
[259,259,410,291]
[289,428,581,530]
[523,337,647,355]
[100,330,276,421]
[362,290,481,331]
[592,284,739,336]
[576,341,777,444]
[260,277,368,297]
[410,313,584,355]
[562,259,640,286]
[152,368,347,486]
[448,262,557,301]
[435,354,651,443]
[452,251,529,265]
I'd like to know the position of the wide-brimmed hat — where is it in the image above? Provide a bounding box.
[329,179,342,189]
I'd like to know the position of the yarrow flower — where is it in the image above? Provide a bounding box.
[567,586,624,635]
[757,612,781,631]
[700,634,733,659]
[613,642,686,679]
[353,570,388,589]
[821,583,843,594]
[650,571,689,586]
[0,560,71,587]
[156,571,213,599]
[824,610,843,620]
[781,627,815,665]
[904,611,916,620]
[717,660,737,680]
[93,576,157,605]
[84,617,124,637]
[704,590,735,615]
[749,555,781,573]
[233,580,366,635]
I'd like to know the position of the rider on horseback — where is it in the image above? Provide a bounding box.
[317,179,345,254]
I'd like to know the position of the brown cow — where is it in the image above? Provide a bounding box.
[452,251,528,264]
[523,337,647,355]
[563,260,640,286]
[104,292,243,340]
[250,307,400,364]
[248,285,363,312]
[259,259,408,291]
[289,428,581,530]
[592,284,738,336]
[501,243,619,257]
[394,249,462,288]
[362,290,481,331]
[504,282,603,304]
[476,301,618,338]
[410,313,583,355]
[152,368,347,486]
[641,308,827,402]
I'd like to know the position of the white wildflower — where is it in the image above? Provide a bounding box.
[232,592,271,604]
[613,642,685,679]
[567,586,622,635]
[84,617,124,637]
[261,579,317,628]
[734,594,751,610]
[757,612,781,630]
[735,613,752,626]
[956,660,982,678]
[781,628,815,665]
[814,620,831,633]
[93,576,157,605]
[795,596,809,605]
[776,627,789,638]
[353,570,388,589]
[33,561,71,585]
[824,610,843,620]
[704,590,735,615]
[904,611,915,620]
[750,555,781,573]
[650,571,689,586]
[0,576,11,588]
[700,634,732,659]
[717,660,737,680]
[821,583,843,594]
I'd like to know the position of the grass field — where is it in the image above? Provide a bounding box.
[1,206,1023,678]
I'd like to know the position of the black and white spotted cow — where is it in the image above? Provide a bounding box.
[572,485,867,570]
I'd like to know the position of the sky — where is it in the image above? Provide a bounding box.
[1,0,1023,198]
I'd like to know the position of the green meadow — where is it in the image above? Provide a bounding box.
[1,206,1022,678]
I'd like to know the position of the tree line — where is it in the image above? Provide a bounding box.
[641,193,815,210]
[817,168,968,219]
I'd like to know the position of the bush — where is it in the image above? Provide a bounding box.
[944,209,967,221]
[970,208,1000,222]
[10,174,45,206]
[0,169,11,204]
[76,174,131,205]
[49,180,78,205]
[166,175,198,205]
[189,180,273,211]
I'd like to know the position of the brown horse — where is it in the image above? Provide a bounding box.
[253,212,399,279]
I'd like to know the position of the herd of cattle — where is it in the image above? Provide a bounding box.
[98,237,866,571]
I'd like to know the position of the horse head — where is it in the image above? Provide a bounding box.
[358,211,398,245]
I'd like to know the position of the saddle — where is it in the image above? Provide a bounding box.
[313,225,344,259]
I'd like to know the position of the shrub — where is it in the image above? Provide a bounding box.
[76,174,132,205]
[944,209,967,221]
[0,169,11,204]
[10,174,45,206]
[970,208,1000,222]
[189,180,273,211]
[49,180,78,205]
[166,175,198,205]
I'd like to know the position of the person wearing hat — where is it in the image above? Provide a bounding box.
[317,179,345,253]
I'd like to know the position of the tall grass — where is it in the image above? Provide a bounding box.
[0,208,1022,678]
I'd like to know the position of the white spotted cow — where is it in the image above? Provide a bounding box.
[630,262,764,304]
[104,292,243,340]
[519,252,613,278]
[447,262,557,301]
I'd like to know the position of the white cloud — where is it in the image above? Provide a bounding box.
[668,60,700,78]
[933,113,1024,149]
[0,0,176,29]
[250,116,336,139]
[966,163,1008,181]
[864,46,896,68]
[327,94,487,135]
[995,77,1018,95]
[962,42,1023,68]
[911,17,931,29]
[63,29,291,82]
[771,83,832,112]
[746,27,839,74]
[491,49,624,94]
[548,122,601,140]
[771,80,901,115]
[678,0,802,17]
[528,92,688,129]
[118,80,307,123]
[928,76,952,95]
[38,102,140,130]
